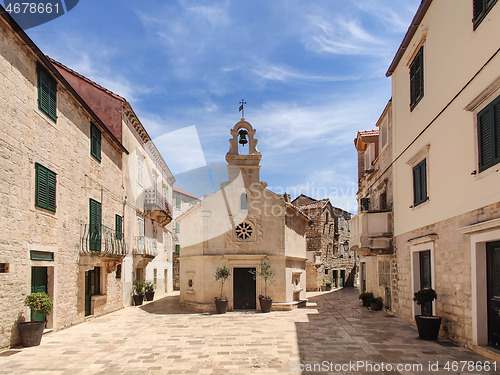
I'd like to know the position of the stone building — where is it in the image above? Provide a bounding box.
[172,186,201,291]
[0,9,128,348]
[292,195,353,291]
[385,0,500,354]
[351,101,394,309]
[51,59,176,305]
[178,119,308,311]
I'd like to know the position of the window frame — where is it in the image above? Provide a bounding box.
[37,65,57,121]
[175,196,181,209]
[115,214,123,240]
[35,163,56,212]
[90,122,102,162]
[477,94,500,172]
[410,46,424,111]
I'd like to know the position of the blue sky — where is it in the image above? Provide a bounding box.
[18,0,420,213]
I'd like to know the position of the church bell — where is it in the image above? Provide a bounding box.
[238,129,248,145]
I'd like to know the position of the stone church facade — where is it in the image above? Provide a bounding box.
[178,119,308,311]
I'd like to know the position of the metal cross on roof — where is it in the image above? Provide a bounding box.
[238,99,246,118]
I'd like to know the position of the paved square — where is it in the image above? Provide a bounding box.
[0,288,498,374]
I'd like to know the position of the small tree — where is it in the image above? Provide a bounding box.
[133,280,145,296]
[251,260,274,298]
[144,281,155,293]
[25,292,53,318]
[214,265,231,300]
[413,288,437,316]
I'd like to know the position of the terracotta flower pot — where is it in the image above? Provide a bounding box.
[260,297,272,313]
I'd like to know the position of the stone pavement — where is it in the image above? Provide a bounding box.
[0,288,498,375]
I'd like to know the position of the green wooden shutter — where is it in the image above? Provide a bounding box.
[115,214,123,240]
[410,47,424,110]
[175,196,181,209]
[474,0,485,21]
[37,67,57,121]
[413,159,427,206]
[494,101,500,160]
[90,122,102,161]
[478,109,492,170]
[89,199,102,252]
[35,163,56,212]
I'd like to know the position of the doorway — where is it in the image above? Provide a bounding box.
[31,267,48,322]
[340,270,345,288]
[233,268,256,309]
[360,262,366,293]
[419,250,432,315]
[487,241,500,349]
[85,267,100,316]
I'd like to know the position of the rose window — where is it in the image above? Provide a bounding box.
[235,221,253,240]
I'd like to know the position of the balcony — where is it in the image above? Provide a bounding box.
[350,210,392,256]
[80,224,127,258]
[133,236,158,258]
[145,189,173,227]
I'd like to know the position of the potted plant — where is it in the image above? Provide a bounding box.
[370,296,383,311]
[413,287,441,340]
[144,281,155,301]
[252,260,275,313]
[214,265,231,314]
[359,292,374,307]
[132,280,145,306]
[18,292,53,347]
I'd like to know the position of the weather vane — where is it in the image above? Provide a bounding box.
[238,99,246,118]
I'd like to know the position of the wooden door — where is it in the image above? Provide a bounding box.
[487,241,500,349]
[233,268,256,309]
[31,267,47,322]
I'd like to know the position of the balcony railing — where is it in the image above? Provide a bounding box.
[350,210,392,256]
[80,224,127,257]
[145,189,173,226]
[133,236,158,258]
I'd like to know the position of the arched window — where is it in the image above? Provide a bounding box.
[240,193,247,210]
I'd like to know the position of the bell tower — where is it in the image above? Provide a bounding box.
[225,118,262,187]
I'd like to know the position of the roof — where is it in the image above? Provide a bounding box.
[358,129,379,137]
[285,202,311,221]
[296,199,329,211]
[49,58,127,103]
[386,0,433,76]
[0,6,128,155]
[173,186,201,201]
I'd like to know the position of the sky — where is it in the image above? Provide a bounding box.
[11,0,421,213]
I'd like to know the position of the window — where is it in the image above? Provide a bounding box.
[240,193,247,210]
[0,263,9,273]
[413,159,428,206]
[137,155,143,187]
[175,196,181,209]
[410,46,424,110]
[364,143,376,171]
[37,65,57,121]
[175,222,180,234]
[235,221,253,240]
[30,251,54,261]
[473,0,498,29]
[324,269,329,275]
[360,197,370,211]
[477,95,500,172]
[378,260,391,286]
[115,215,123,240]
[90,122,101,161]
[89,199,102,252]
[153,269,157,287]
[175,244,180,253]
[380,118,388,148]
[35,163,56,212]
[115,264,121,279]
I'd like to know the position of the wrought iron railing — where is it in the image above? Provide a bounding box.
[145,189,173,217]
[133,236,158,258]
[80,224,127,257]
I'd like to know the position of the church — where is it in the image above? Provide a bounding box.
[178,118,308,311]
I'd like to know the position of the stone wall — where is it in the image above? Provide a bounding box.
[394,201,500,347]
[0,17,124,349]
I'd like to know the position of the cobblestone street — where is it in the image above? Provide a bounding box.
[0,288,497,375]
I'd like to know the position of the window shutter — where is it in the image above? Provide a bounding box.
[473,0,484,21]
[115,215,123,240]
[90,122,101,161]
[494,101,500,159]
[35,164,56,212]
[89,199,102,251]
[420,159,427,202]
[478,110,492,169]
[413,164,421,205]
[413,159,427,206]
[37,67,57,121]
[410,47,424,109]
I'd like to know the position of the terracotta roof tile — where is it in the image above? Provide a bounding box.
[173,186,201,200]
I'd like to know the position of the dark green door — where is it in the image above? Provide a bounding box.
[85,271,91,316]
[361,263,366,293]
[31,267,47,322]
[233,268,256,309]
[419,250,432,315]
[487,241,500,349]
